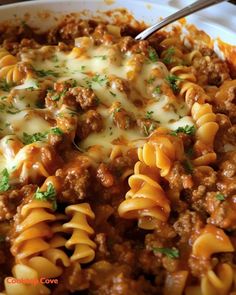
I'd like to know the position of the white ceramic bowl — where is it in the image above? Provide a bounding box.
[0,0,235,46]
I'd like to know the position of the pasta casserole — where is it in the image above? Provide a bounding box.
[0,11,235,295]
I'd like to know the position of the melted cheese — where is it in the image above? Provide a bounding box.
[0,37,195,181]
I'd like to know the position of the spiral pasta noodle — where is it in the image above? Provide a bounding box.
[192,225,234,260]
[0,48,25,84]
[138,128,184,177]
[4,264,50,295]
[63,203,96,264]
[185,263,234,295]
[191,102,219,166]
[160,37,184,66]
[3,177,70,295]
[169,65,208,107]
[118,161,170,229]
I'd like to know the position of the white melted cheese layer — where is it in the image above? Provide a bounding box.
[0,38,194,177]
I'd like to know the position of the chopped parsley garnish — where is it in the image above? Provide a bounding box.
[83,78,92,89]
[166,75,181,94]
[153,247,179,259]
[50,127,64,136]
[35,69,59,78]
[162,47,175,64]
[112,107,121,117]
[109,91,116,97]
[183,159,193,174]
[34,183,57,211]
[147,77,155,84]
[70,79,78,87]
[22,132,47,145]
[92,74,108,86]
[216,193,226,201]
[0,80,14,92]
[171,125,196,136]
[148,47,158,63]
[0,168,10,192]
[145,111,154,120]
[94,55,107,60]
[50,89,67,101]
[80,65,86,72]
[143,123,156,136]
[153,86,161,94]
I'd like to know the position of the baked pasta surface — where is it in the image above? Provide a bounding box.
[0,15,235,295]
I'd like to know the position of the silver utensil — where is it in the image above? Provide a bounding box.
[135,0,227,41]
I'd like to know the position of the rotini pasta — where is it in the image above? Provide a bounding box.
[138,128,184,177]
[118,161,170,229]
[191,102,219,166]
[185,263,234,295]
[0,48,25,84]
[192,225,234,259]
[63,203,96,263]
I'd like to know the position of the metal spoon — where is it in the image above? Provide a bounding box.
[135,0,227,41]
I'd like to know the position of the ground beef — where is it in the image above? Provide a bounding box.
[173,210,204,243]
[76,110,103,140]
[69,87,98,110]
[95,233,110,260]
[138,249,162,275]
[193,54,230,86]
[55,157,92,203]
[97,163,115,188]
[217,151,236,196]
[110,102,134,130]
[214,80,236,122]
[188,255,212,278]
[207,195,236,229]
[119,36,136,52]
[0,185,35,221]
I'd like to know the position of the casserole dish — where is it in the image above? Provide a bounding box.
[0,1,235,295]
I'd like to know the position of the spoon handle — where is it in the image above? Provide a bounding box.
[135,0,227,41]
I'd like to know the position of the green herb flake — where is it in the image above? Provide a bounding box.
[109,91,116,97]
[51,127,64,136]
[0,168,10,192]
[35,69,59,78]
[34,183,57,211]
[94,55,107,60]
[145,111,154,120]
[80,65,86,72]
[166,75,181,94]
[216,193,226,201]
[147,77,155,84]
[51,89,67,101]
[163,47,175,64]
[22,132,47,145]
[112,107,121,117]
[92,74,108,86]
[153,247,179,259]
[183,159,193,174]
[171,125,196,136]
[143,123,156,136]
[153,86,161,94]
[0,80,14,92]
[148,47,158,63]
